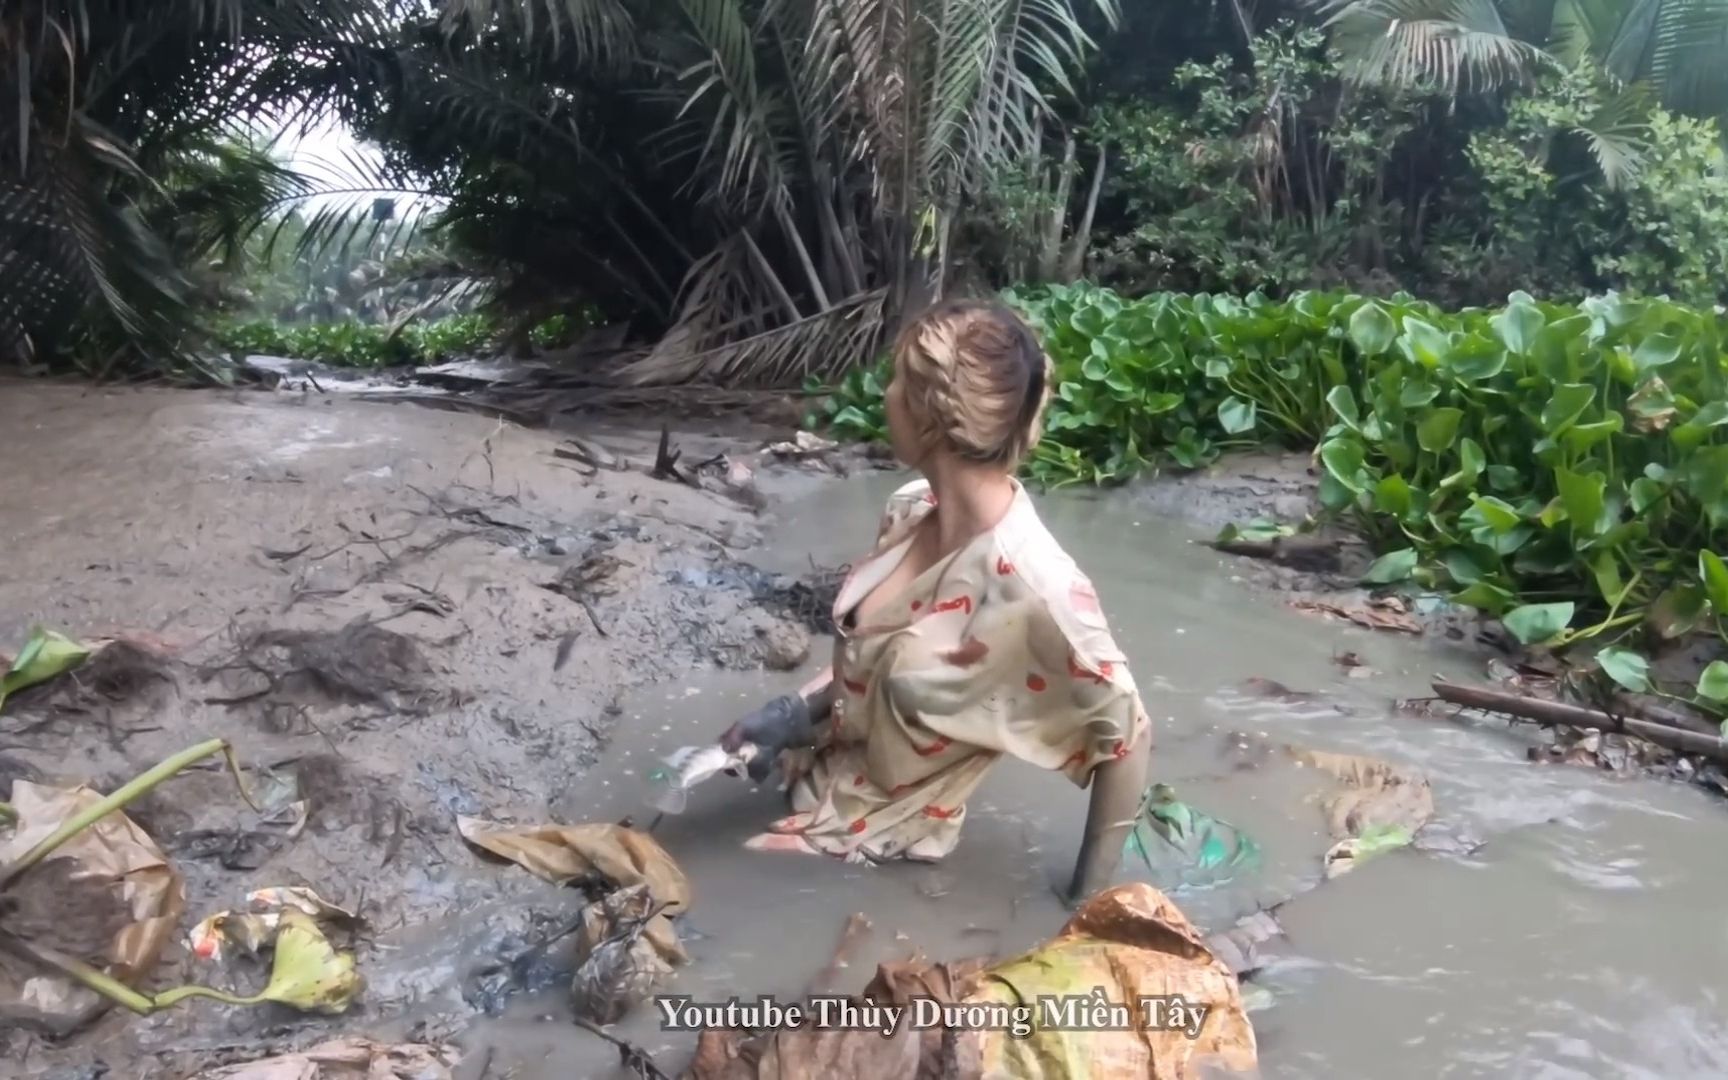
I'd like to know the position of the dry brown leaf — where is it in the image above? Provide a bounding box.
[1289,599,1421,635]
[0,781,185,1034]
[189,1038,459,1080]
[1287,748,1435,839]
[457,816,690,963]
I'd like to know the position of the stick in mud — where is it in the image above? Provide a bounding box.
[806,912,873,996]
[1431,680,1728,765]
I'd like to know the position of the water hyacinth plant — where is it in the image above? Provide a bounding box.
[815,283,1728,707]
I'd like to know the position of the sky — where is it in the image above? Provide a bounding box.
[257,112,441,220]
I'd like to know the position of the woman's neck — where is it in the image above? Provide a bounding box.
[921,457,1019,555]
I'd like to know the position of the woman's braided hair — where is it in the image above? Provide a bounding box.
[893,299,1052,469]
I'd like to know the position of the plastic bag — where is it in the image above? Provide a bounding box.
[1122,783,1261,890]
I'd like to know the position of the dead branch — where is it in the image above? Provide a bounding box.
[651,425,699,488]
[1207,534,1342,572]
[1431,680,1728,764]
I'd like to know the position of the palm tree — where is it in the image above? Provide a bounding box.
[0,0,422,374]
[1314,0,1728,117]
[4,0,1121,385]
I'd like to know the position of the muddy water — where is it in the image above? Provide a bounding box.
[458,472,1728,1079]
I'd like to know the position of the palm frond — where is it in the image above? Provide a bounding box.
[621,283,888,386]
[1545,0,1634,68]
[1317,0,1553,93]
[1645,0,1728,117]
[437,0,638,69]
[671,0,800,215]
[1574,82,1654,188]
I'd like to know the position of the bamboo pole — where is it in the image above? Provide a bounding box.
[1431,680,1728,765]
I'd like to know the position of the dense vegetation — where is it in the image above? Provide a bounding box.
[11,0,1728,382]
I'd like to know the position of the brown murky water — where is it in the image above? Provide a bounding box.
[441,471,1728,1079]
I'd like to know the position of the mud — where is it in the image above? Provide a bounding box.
[4,381,1727,1079]
[0,380,844,1076]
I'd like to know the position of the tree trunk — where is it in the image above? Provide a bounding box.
[1061,142,1107,282]
[1038,134,1078,283]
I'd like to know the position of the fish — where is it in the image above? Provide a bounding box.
[646,742,758,815]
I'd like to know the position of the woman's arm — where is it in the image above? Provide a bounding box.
[797,668,836,724]
[1066,724,1151,902]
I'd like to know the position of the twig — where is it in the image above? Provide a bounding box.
[570,1016,672,1080]
[579,599,608,639]
[262,542,314,562]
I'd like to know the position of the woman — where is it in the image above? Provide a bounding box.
[720,299,1152,901]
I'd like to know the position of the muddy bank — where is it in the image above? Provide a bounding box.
[0,381,863,1077]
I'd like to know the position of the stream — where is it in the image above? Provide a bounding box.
[451,471,1728,1079]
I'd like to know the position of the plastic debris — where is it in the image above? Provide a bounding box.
[1123,783,1261,890]
[458,816,691,966]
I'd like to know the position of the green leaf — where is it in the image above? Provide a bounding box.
[1143,391,1183,414]
[1502,603,1575,645]
[1595,646,1651,693]
[1203,357,1232,378]
[1555,467,1606,537]
[1486,465,1523,492]
[1453,581,1515,615]
[1697,661,1728,703]
[1562,416,1622,453]
[1539,384,1596,434]
[1700,550,1728,614]
[1492,302,1545,355]
[1348,302,1396,356]
[1218,396,1258,434]
[1439,437,1484,491]
[1326,385,1361,430]
[1362,548,1418,585]
[1320,438,1369,494]
[1374,474,1413,518]
[1673,402,1728,452]
[1444,547,1487,585]
[1631,332,1682,371]
[1629,476,1666,513]
[1464,494,1522,533]
[1071,304,1109,338]
[1417,408,1464,453]
[1590,549,1624,606]
[1,628,92,713]
[1649,584,1707,639]
[1446,334,1507,380]
[1400,317,1450,368]
[1081,353,1108,381]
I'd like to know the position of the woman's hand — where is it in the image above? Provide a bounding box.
[719,694,816,782]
